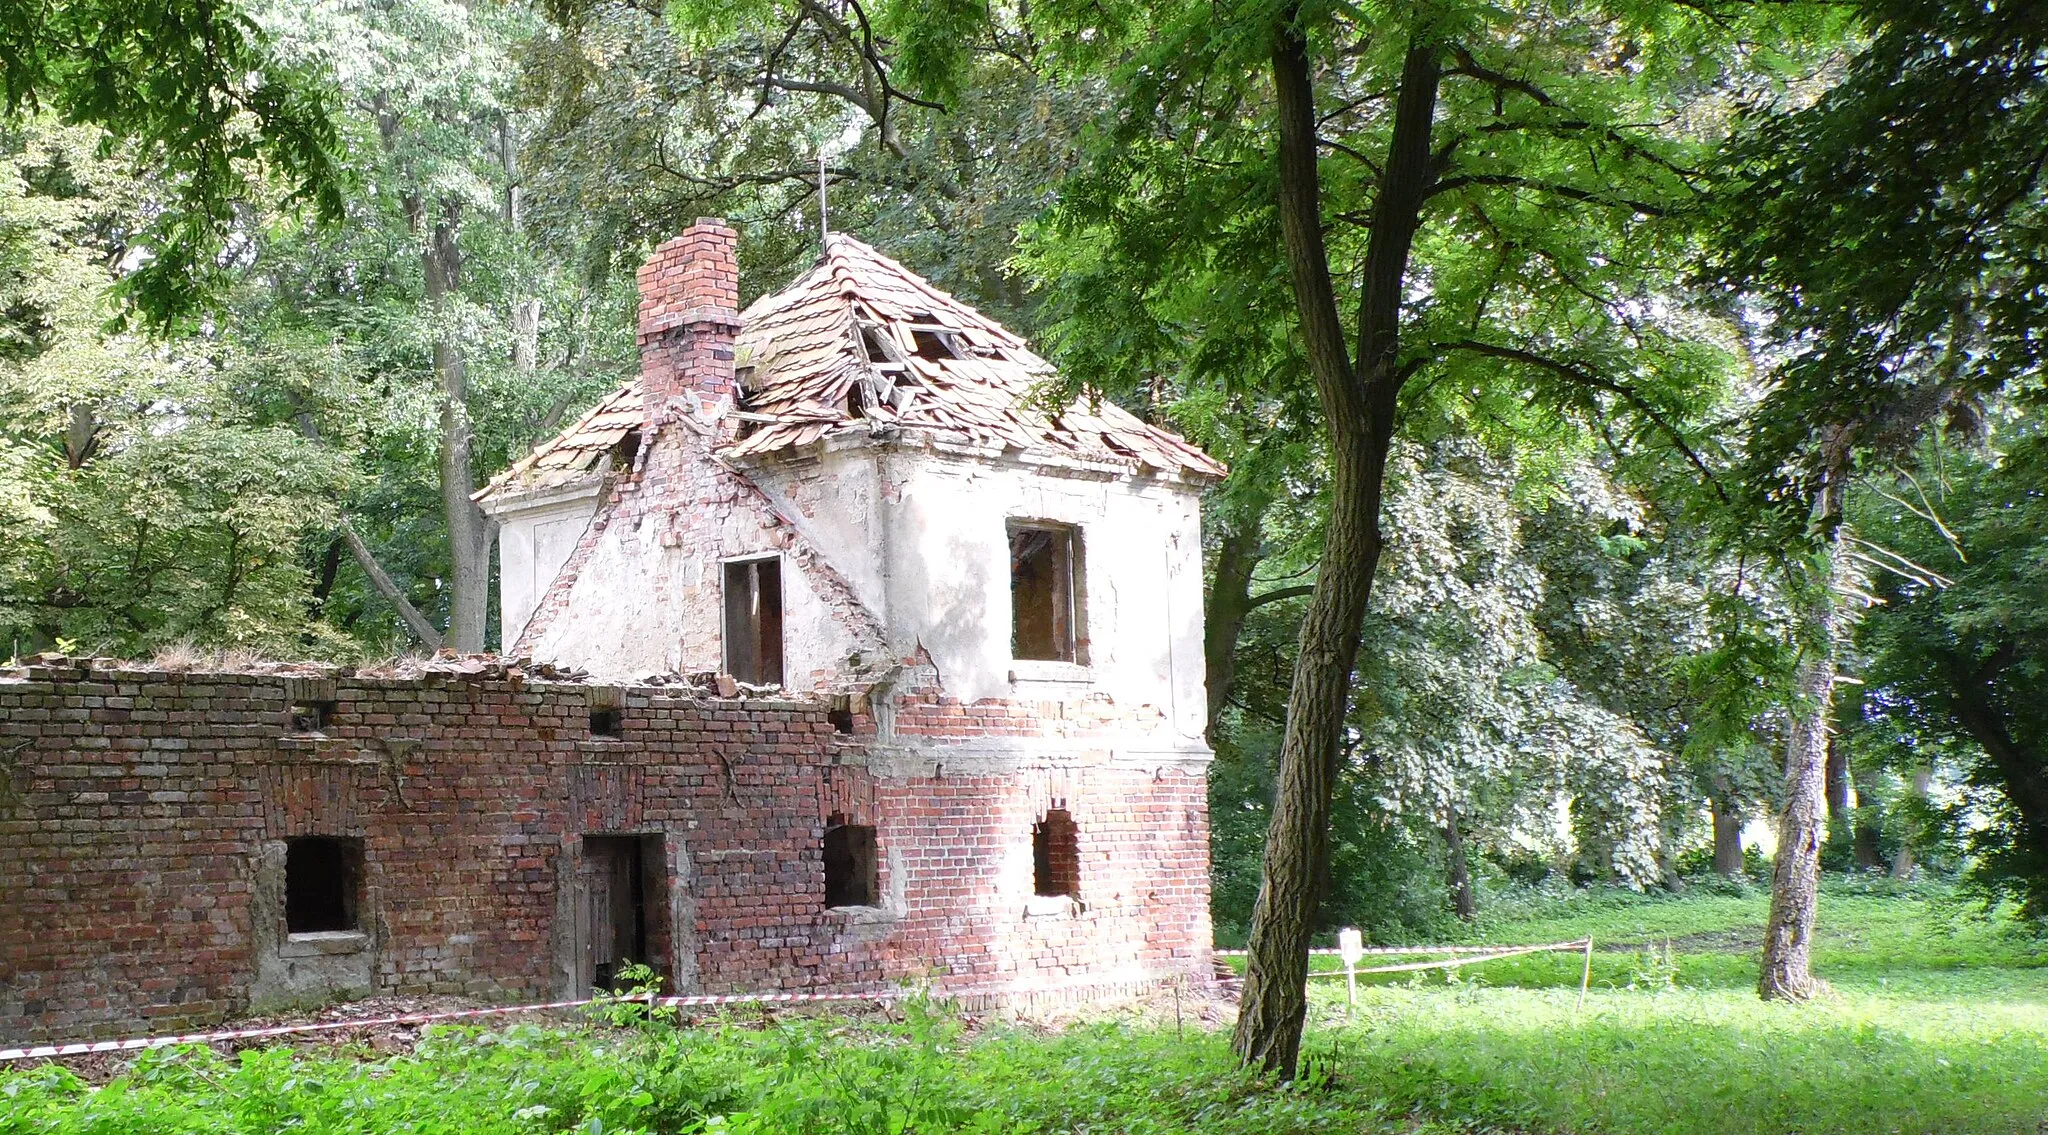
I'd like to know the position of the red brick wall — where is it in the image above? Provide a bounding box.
[0,661,1209,1043]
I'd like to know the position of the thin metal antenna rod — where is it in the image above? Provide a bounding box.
[819,151,830,245]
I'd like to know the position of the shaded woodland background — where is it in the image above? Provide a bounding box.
[2,0,2043,999]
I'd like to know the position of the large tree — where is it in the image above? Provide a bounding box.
[987,0,1772,1071]
[1710,0,2048,997]
[244,0,627,652]
[1858,432,2048,918]
[0,0,343,327]
[0,123,351,654]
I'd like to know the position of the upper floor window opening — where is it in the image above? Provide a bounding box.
[723,555,785,686]
[1009,522,1083,663]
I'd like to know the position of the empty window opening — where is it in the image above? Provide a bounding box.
[589,708,621,738]
[1009,524,1082,662]
[288,701,334,733]
[910,328,959,360]
[285,836,362,933]
[858,323,901,366]
[610,428,642,473]
[1032,808,1080,898]
[723,557,785,686]
[823,814,879,908]
[827,705,856,734]
[582,835,664,992]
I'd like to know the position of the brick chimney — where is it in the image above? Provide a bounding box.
[636,218,742,425]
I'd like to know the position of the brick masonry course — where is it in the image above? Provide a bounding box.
[0,663,1211,1043]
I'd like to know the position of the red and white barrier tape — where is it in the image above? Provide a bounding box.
[1214,940,1585,958]
[4,942,1596,1063]
[0,989,903,1063]
[1304,938,1590,976]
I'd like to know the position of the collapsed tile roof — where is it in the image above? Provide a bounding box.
[479,233,1223,501]
[477,382,643,498]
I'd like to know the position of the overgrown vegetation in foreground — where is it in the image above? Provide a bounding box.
[5,881,2044,1135]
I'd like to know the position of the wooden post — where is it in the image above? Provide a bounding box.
[1576,936,1594,1015]
[1338,927,1364,1018]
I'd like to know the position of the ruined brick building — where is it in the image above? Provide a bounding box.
[0,222,1221,1044]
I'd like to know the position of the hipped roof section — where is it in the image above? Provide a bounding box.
[478,233,1223,502]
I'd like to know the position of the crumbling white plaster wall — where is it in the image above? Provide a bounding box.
[489,484,604,645]
[520,430,869,683]
[739,443,887,610]
[877,446,1211,750]
[507,427,1211,740]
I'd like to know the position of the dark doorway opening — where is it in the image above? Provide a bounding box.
[823,815,878,907]
[582,835,664,992]
[1032,808,1080,897]
[723,557,785,686]
[285,836,362,933]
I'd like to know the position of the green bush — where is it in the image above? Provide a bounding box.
[8,880,2045,1135]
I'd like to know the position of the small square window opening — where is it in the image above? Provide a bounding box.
[1009,524,1082,662]
[285,836,363,933]
[288,701,334,733]
[589,708,622,738]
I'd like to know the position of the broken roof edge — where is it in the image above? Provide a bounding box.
[722,418,1227,487]
[473,383,643,505]
[473,471,609,518]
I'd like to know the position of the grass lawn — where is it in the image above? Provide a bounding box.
[5,877,2044,1134]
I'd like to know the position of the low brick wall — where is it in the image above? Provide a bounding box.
[0,662,1210,1043]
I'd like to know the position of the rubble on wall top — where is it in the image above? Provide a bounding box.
[0,650,827,702]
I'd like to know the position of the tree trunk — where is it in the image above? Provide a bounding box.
[1232,20,1440,1079]
[512,299,542,375]
[308,535,343,622]
[1948,645,2048,915]
[1711,773,1744,877]
[64,403,99,468]
[1825,735,1850,818]
[422,198,493,653]
[1890,765,1931,878]
[1443,811,1477,919]
[339,519,445,650]
[1204,499,1268,744]
[1657,810,1687,893]
[1759,483,1846,1002]
[1851,760,1885,870]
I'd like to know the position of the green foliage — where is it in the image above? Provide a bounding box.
[585,962,682,1030]
[0,122,355,656]
[6,883,2045,1135]
[1711,0,2048,540]
[1855,427,2048,916]
[0,0,345,329]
